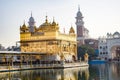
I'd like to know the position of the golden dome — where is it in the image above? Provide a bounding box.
[20,22,28,32]
[37,16,59,32]
[52,17,57,26]
[22,23,27,28]
[41,16,51,26]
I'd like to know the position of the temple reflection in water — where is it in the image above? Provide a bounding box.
[89,63,120,80]
[0,63,120,80]
[0,67,89,80]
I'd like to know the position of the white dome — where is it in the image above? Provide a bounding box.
[29,16,34,22]
[113,31,120,38]
[77,11,82,17]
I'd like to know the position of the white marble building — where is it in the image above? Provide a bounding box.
[98,31,120,60]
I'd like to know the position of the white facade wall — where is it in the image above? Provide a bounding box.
[98,32,120,60]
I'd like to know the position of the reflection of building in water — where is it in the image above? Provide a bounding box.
[89,64,109,80]
[98,64,109,80]
[0,67,89,80]
[78,67,89,80]
[90,63,120,80]
[109,63,120,80]
[61,67,89,80]
[20,13,77,61]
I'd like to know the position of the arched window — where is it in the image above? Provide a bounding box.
[100,52,102,55]
[103,52,105,54]
[100,46,102,49]
[106,52,108,54]
[106,46,107,49]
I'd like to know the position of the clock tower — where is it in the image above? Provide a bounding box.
[76,6,84,37]
[75,6,89,46]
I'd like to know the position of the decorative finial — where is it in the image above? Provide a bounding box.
[69,24,75,34]
[52,17,57,26]
[71,23,73,27]
[46,12,47,16]
[31,11,32,17]
[78,5,80,11]
[24,20,25,24]
[45,15,48,23]
[64,27,65,33]
[22,20,26,28]
[53,17,55,22]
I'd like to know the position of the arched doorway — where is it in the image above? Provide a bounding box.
[72,55,76,61]
[110,46,120,59]
[116,47,120,58]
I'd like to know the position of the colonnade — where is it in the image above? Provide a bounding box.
[0,52,45,70]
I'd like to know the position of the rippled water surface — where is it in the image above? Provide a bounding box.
[0,63,120,80]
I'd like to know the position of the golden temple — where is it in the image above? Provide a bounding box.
[20,14,77,61]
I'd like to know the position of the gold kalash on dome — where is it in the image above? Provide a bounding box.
[20,13,77,61]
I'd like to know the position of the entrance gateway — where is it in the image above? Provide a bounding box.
[98,31,120,60]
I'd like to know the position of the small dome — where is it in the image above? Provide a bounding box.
[29,12,35,22]
[41,22,51,27]
[40,16,51,26]
[113,31,120,35]
[76,6,83,18]
[52,17,57,26]
[77,11,82,17]
[52,21,56,26]
[113,31,120,38]
[69,26,75,33]
[20,22,28,32]
[22,23,27,28]
[29,16,35,22]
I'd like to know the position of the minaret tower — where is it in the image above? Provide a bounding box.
[75,6,85,46]
[28,12,35,32]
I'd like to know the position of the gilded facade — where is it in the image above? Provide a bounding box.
[20,14,77,61]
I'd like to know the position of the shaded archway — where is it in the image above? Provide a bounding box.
[110,46,120,59]
[72,55,76,61]
[116,47,120,58]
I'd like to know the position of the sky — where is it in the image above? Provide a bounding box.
[0,0,120,48]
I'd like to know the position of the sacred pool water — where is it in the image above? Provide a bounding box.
[0,63,120,80]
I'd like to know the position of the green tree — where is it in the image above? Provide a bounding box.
[77,45,95,60]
